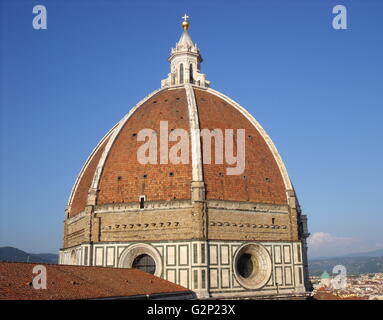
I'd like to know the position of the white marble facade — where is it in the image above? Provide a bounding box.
[59,240,306,298]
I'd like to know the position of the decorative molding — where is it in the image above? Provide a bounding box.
[184,84,204,183]
[209,221,287,230]
[102,221,181,231]
[94,199,192,214]
[207,200,289,214]
[66,210,87,224]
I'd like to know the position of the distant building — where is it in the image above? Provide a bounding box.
[320,271,331,287]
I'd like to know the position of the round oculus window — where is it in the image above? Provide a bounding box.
[132,254,156,275]
[233,243,272,289]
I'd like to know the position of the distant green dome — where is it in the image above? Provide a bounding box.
[321,271,330,279]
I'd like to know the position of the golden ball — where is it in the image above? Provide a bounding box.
[182,21,189,30]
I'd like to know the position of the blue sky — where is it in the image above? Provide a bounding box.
[0,0,382,258]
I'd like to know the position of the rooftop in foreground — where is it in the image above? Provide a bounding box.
[0,262,195,300]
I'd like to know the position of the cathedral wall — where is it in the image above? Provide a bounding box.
[206,200,299,242]
[206,240,305,298]
[64,213,90,248]
[207,209,296,242]
[97,206,202,241]
[63,199,301,253]
[59,239,306,299]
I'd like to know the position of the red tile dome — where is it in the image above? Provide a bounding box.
[67,86,292,217]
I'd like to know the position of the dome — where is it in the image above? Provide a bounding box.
[60,16,310,299]
[67,85,291,218]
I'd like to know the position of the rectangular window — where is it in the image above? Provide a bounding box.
[179,64,184,84]
[139,196,145,209]
[84,247,88,266]
[193,244,198,264]
[297,244,301,263]
[201,243,205,264]
[201,270,206,289]
[193,270,198,289]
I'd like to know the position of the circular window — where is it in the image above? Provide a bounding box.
[237,253,254,278]
[119,243,163,277]
[233,243,272,290]
[132,254,156,275]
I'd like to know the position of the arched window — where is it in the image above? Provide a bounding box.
[132,254,156,274]
[179,63,184,84]
[189,64,194,83]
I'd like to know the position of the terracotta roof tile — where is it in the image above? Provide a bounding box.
[68,86,288,217]
[0,262,192,300]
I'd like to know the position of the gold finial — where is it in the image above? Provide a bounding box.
[182,14,190,30]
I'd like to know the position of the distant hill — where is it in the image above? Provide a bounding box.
[0,247,58,264]
[310,248,383,260]
[309,255,383,276]
[341,248,383,258]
